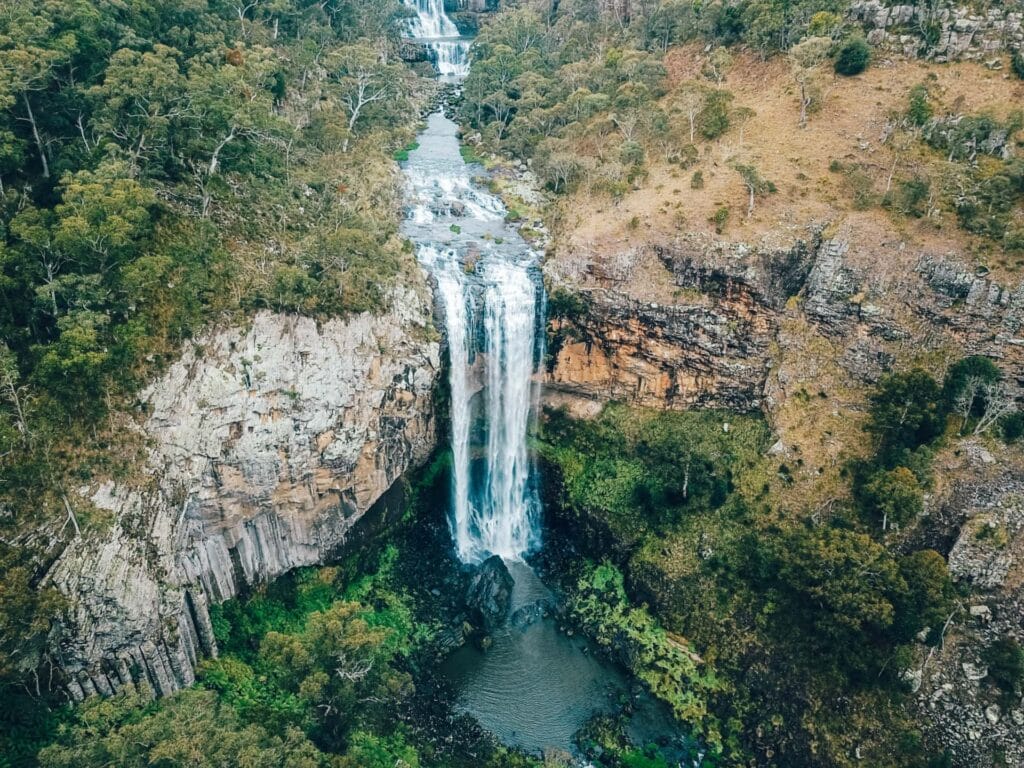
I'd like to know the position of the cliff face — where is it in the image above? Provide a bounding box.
[544,230,1024,416]
[46,291,440,700]
[848,1,1023,62]
[544,234,816,413]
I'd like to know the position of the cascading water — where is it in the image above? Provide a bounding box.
[403,114,543,565]
[402,0,542,565]
[398,4,689,760]
[402,0,470,78]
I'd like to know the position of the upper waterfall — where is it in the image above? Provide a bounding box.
[402,0,470,78]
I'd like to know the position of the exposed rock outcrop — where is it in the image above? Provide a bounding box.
[544,234,817,413]
[848,0,1023,61]
[545,230,1024,415]
[46,291,440,700]
[465,555,514,633]
[908,444,1024,766]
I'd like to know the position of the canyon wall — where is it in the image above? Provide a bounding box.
[45,290,440,700]
[544,230,1024,415]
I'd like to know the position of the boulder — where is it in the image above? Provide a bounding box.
[465,555,514,632]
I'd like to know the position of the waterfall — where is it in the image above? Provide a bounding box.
[402,0,470,78]
[479,262,540,560]
[401,63,543,563]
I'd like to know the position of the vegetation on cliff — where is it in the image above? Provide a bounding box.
[0,0,423,703]
[538,365,1017,765]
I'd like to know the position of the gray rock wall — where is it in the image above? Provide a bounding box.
[46,291,440,700]
[848,1,1024,61]
[545,232,1024,414]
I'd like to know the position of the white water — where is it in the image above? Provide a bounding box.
[400,5,543,562]
[403,114,543,564]
[402,0,470,77]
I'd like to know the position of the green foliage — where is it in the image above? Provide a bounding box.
[744,525,952,681]
[393,141,420,162]
[839,165,875,210]
[259,601,413,748]
[197,544,430,757]
[947,158,1024,243]
[0,0,420,567]
[711,206,730,233]
[984,637,1024,700]
[698,89,733,140]
[865,369,945,465]
[894,550,955,644]
[734,163,776,214]
[834,36,871,76]
[906,84,934,127]
[460,8,671,194]
[1001,411,1024,443]
[859,466,924,531]
[942,355,1001,411]
[883,176,930,218]
[690,170,704,189]
[570,562,727,753]
[339,730,419,768]
[548,397,959,766]
[37,687,330,768]
[459,144,484,165]
[546,288,590,321]
[1012,51,1024,80]
[620,746,671,768]
[541,405,767,545]
[0,543,65,684]
[923,112,1023,162]
[894,99,1024,245]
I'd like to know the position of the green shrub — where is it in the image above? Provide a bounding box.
[860,466,924,531]
[907,84,933,127]
[547,289,590,321]
[1011,51,1024,80]
[984,637,1024,699]
[942,355,1001,411]
[834,37,871,76]
[844,167,877,210]
[570,562,725,750]
[865,369,945,462]
[882,176,930,218]
[690,170,704,189]
[1002,411,1024,443]
[620,140,646,167]
[698,89,733,139]
[711,206,729,233]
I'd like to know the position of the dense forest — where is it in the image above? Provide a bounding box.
[2,0,1024,767]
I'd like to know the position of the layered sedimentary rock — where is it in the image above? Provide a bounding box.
[46,291,440,699]
[544,233,816,413]
[545,230,1024,413]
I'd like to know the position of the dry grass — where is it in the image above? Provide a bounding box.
[556,45,1024,281]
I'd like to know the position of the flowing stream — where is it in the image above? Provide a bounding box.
[400,4,683,759]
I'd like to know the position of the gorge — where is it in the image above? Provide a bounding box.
[2,1,1024,767]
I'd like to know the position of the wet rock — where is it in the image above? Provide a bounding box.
[465,555,514,632]
[509,597,555,629]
